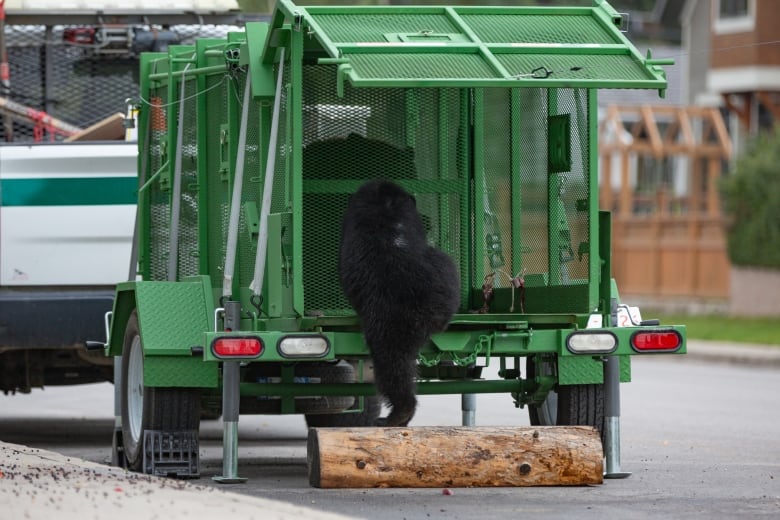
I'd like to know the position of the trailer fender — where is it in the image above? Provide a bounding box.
[107,276,218,388]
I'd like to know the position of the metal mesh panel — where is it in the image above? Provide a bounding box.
[310,14,460,43]
[478,88,515,288]
[554,88,590,286]
[345,53,498,80]
[516,88,589,289]
[460,14,617,44]
[204,72,232,285]
[236,71,264,289]
[497,53,653,83]
[300,65,467,314]
[177,77,200,279]
[477,87,590,307]
[148,82,170,281]
[1,24,234,142]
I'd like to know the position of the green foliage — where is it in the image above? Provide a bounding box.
[721,131,780,268]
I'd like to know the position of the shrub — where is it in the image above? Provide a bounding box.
[721,131,780,268]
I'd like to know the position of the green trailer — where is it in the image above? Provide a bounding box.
[105,0,684,481]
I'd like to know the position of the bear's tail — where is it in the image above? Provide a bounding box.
[371,348,418,427]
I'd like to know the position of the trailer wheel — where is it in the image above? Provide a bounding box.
[527,357,605,445]
[120,311,200,472]
[305,396,382,427]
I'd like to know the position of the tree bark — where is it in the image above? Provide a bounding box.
[308,426,603,488]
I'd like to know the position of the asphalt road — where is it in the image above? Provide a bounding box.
[1,354,779,519]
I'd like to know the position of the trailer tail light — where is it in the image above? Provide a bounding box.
[566,331,618,354]
[630,330,682,353]
[278,335,330,358]
[211,337,263,358]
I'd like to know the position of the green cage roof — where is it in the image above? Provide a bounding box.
[265,0,670,94]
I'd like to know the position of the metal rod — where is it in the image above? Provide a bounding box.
[214,301,247,484]
[250,48,285,297]
[222,72,252,298]
[148,63,227,81]
[603,356,631,478]
[461,393,477,426]
[239,378,528,398]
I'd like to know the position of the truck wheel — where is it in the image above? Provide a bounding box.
[527,357,605,444]
[120,311,200,472]
[305,396,382,427]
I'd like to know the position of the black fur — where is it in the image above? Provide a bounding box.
[339,179,460,426]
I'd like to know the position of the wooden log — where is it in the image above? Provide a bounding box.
[307,426,603,488]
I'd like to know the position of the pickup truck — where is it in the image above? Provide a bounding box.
[0,141,136,394]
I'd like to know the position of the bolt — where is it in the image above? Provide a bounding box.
[519,463,532,475]
[356,460,366,470]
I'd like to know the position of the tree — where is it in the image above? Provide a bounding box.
[721,131,780,268]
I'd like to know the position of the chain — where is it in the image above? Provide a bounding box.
[417,351,443,367]
[418,334,492,368]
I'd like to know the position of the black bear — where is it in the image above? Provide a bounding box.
[338,179,460,426]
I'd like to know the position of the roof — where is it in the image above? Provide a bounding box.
[4,0,244,25]
[4,0,238,10]
[266,0,670,93]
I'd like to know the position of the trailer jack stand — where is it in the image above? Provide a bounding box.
[603,356,631,479]
[213,301,247,484]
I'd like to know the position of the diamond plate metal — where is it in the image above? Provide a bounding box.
[144,356,217,388]
[558,355,602,385]
[134,280,210,356]
[558,355,631,385]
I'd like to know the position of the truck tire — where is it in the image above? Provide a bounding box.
[527,357,605,445]
[305,395,382,427]
[120,311,200,472]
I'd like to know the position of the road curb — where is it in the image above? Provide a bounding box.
[683,340,780,368]
[0,441,356,520]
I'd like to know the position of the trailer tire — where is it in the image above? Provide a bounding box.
[120,311,200,472]
[305,395,382,427]
[527,357,605,446]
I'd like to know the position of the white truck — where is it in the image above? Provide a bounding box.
[0,141,136,394]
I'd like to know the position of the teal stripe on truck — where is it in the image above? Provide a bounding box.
[0,177,137,206]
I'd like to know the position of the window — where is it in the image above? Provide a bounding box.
[714,0,754,34]
[719,0,749,18]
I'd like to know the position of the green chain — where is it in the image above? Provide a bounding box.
[418,350,443,367]
[419,335,493,368]
[451,334,492,367]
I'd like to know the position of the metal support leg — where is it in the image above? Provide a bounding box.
[213,301,247,483]
[111,356,124,467]
[603,356,631,478]
[461,393,476,426]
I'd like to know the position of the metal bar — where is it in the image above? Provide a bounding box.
[603,355,631,478]
[148,63,226,81]
[214,301,247,484]
[240,379,529,398]
[222,72,252,298]
[461,393,477,426]
[249,48,286,297]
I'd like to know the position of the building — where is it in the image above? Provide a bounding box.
[683,0,780,146]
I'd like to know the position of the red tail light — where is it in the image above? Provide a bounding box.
[630,330,682,353]
[212,337,263,358]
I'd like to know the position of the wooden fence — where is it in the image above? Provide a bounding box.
[599,105,732,300]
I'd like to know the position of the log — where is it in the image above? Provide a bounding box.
[307,426,603,488]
